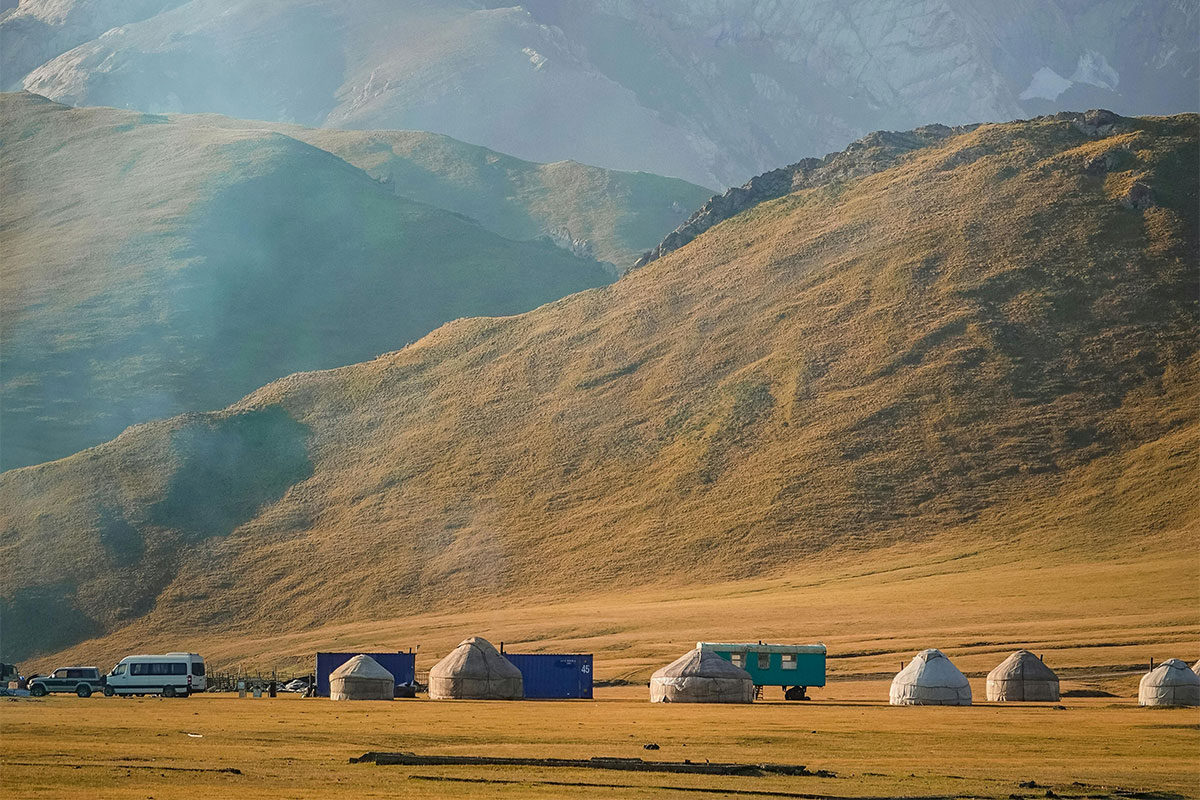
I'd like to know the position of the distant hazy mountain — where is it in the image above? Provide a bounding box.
[3,110,1194,661]
[3,0,1195,187]
[4,91,668,470]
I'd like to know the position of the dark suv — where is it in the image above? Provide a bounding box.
[29,666,106,697]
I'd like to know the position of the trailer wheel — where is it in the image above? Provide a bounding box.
[162,685,176,698]
[76,684,92,698]
[784,685,810,701]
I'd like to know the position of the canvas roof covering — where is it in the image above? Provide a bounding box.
[890,649,972,706]
[1138,659,1200,707]
[986,650,1060,701]
[650,648,754,704]
[330,654,394,701]
[1192,659,1200,675]
[428,637,523,700]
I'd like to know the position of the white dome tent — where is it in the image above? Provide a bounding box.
[649,648,754,704]
[330,654,394,701]
[986,650,1060,702]
[429,637,524,700]
[890,649,972,706]
[1138,659,1200,707]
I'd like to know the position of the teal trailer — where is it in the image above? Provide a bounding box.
[699,642,826,699]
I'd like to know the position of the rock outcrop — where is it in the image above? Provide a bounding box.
[634,124,977,268]
[636,110,1141,269]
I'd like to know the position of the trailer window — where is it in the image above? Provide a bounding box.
[757,653,771,670]
[730,653,745,668]
[782,653,797,670]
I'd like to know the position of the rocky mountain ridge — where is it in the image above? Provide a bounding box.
[634,109,1134,268]
[3,0,1195,188]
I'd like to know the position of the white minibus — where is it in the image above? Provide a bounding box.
[105,653,206,697]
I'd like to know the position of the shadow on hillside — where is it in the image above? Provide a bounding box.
[148,406,313,539]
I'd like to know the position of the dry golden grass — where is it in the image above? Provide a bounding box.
[2,112,1196,670]
[38,530,1198,689]
[2,687,1197,799]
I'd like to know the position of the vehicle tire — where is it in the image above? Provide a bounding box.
[30,684,47,697]
[162,685,176,698]
[104,686,115,697]
[76,684,92,698]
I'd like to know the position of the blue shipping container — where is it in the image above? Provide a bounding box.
[315,652,416,697]
[504,653,593,699]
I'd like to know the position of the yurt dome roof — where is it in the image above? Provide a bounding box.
[1144,658,1200,684]
[431,637,522,679]
[331,654,394,681]
[988,650,1058,681]
[652,648,753,680]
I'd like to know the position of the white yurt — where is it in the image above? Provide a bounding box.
[649,648,754,704]
[428,637,523,700]
[986,650,1060,702]
[890,649,972,706]
[330,654,394,701]
[1138,659,1200,707]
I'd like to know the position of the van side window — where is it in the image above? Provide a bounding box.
[131,663,147,676]
[171,663,186,675]
[112,665,126,675]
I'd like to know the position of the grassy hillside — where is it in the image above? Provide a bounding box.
[2,111,1195,663]
[2,91,687,469]
[175,114,711,267]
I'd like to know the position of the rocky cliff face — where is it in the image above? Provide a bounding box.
[4,0,1195,188]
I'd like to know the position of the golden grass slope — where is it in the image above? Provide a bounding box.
[1,112,1196,664]
[0,92,704,470]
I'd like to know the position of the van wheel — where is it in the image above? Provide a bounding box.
[104,686,115,697]
[30,684,47,697]
[76,684,92,698]
[162,685,176,698]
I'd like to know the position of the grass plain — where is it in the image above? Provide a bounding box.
[13,524,1197,797]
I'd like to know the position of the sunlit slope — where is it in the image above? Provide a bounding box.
[2,112,1195,662]
[175,114,711,266]
[0,91,615,470]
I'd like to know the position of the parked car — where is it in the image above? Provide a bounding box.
[105,653,206,697]
[29,666,106,697]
